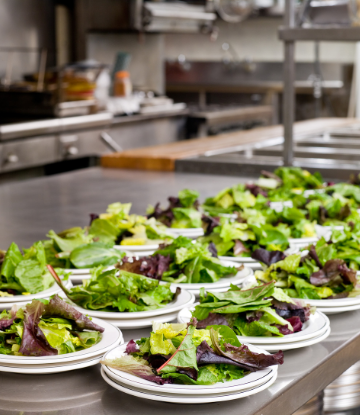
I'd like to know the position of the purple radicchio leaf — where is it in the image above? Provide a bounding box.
[89,213,99,226]
[196,313,230,329]
[308,245,322,268]
[251,248,286,266]
[117,255,172,280]
[207,242,218,258]
[125,339,139,354]
[201,214,220,236]
[0,305,19,330]
[102,354,173,385]
[274,324,293,335]
[19,300,58,356]
[287,316,302,332]
[245,183,268,197]
[234,240,249,256]
[310,259,356,288]
[177,367,198,380]
[272,298,310,323]
[148,354,172,370]
[246,311,264,323]
[44,293,104,333]
[210,328,284,371]
[196,341,247,369]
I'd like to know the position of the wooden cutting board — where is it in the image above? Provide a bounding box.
[101,118,357,171]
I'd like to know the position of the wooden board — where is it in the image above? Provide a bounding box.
[101,118,358,171]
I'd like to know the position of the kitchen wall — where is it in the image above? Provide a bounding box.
[0,0,55,83]
[87,33,165,94]
[87,17,356,94]
[164,18,356,63]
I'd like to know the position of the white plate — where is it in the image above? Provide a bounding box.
[101,368,277,404]
[104,365,275,397]
[0,279,72,303]
[72,288,195,320]
[219,246,298,264]
[305,295,360,307]
[168,228,204,238]
[253,326,331,351]
[101,310,179,329]
[178,307,329,344]
[0,317,123,365]
[115,244,159,252]
[289,237,319,245]
[314,303,360,314]
[102,341,277,395]
[0,356,101,374]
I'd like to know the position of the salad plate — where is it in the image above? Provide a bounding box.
[314,303,360,314]
[115,244,160,252]
[103,364,275,397]
[168,228,204,238]
[100,310,179,329]
[254,327,331,351]
[305,295,360,308]
[72,288,195,320]
[101,367,277,404]
[178,307,330,345]
[0,317,123,365]
[0,279,72,303]
[0,356,102,374]
[289,237,319,246]
[102,342,278,395]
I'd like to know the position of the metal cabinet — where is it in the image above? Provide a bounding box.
[0,135,58,172]
[58,129,110,159]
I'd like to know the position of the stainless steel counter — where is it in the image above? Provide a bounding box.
[0,167,360,415]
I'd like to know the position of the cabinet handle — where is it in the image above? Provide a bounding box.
[100,132,123,153]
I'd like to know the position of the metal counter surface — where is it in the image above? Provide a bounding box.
[0,167,360,415]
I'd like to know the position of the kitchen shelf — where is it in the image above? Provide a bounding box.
[279,25,360,41]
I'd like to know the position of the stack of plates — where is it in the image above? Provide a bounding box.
[306,296,360,314]
[169,264,253,297]
[0,318,123,374]
[168,228,204,239]
[178,307,330,351]
[0,279,73,310]
[71,287,195,329]
[100,342,278,404]
[219,246,298,269]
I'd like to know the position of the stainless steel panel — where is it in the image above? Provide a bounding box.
[1,168,360,415]
[0,136,58,172]
[0,113,113,141]
[58,129,110,159]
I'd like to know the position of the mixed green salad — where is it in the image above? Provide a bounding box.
[147,189,203,229]
[102,318,283,385]
[49,265,178,312]
[92,202,174,246]
[254,247,360,300]
[302,226,360,271]
[0,295,103,356]
[202,184,268,216]
[0,242,67,296]
[117,236,240,284]
[44,226,125,269]
[193,281,312,337]
[198,216,290,257]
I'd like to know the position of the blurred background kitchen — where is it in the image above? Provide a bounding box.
[0,0,359,183]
